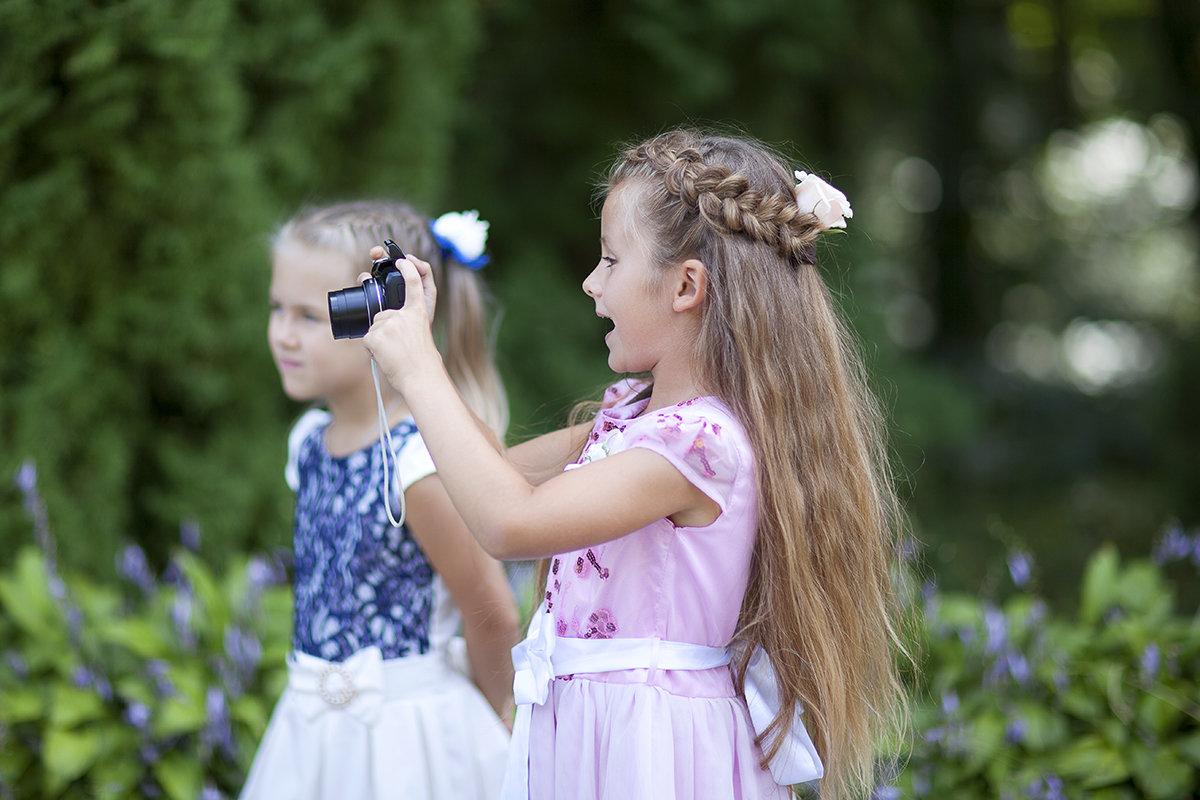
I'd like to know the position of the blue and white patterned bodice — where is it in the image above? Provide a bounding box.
[288,410,449,662]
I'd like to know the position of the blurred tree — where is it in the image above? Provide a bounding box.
[1,0,1195,609]
[0,0,484,574]
[449,0,1199,604]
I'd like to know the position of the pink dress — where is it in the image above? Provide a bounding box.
[522,381,790,800]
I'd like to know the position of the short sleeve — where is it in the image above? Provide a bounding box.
[393,428,436,490]
[624,405,744,513]
[285,408,331,491]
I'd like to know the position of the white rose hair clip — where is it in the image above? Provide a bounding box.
[793,170,853,231]
[431,210,490,269]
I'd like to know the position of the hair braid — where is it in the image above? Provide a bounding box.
[622,134,821,265]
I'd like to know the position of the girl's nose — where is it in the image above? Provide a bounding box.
[582,264,602,298]
[270,316,297,347]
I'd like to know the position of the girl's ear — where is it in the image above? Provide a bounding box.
[672,258,707,312]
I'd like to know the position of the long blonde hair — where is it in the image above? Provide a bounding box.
[607,130,907,799]
[274,200,508,435]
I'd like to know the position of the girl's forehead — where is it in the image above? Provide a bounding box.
[601,182,648,237]
[272,239,357,284]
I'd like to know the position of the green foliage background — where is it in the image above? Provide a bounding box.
[0,0,482,570]
[2,0,1197,600]
[1,0,1199,795]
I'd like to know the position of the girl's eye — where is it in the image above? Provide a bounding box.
[602,256,617,268]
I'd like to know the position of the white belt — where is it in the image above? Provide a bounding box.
[501,604,823,798]
[285,645,456,727]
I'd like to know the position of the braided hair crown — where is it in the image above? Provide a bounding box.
[610,130,822,266]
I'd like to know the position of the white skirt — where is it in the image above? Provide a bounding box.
[240,643,510,800]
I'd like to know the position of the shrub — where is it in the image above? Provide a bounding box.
[893,535,1200,800]
[0,463,291,799]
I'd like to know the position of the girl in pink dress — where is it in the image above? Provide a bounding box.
[363,130,909,800]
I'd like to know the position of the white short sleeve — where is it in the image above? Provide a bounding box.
[392,426,437,490]
[285,408,332,492]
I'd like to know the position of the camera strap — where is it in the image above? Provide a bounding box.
[370,359,406,528]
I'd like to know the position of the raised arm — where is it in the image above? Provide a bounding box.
[362,257,716,560]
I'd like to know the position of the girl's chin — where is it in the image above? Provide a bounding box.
[279,378,318,403]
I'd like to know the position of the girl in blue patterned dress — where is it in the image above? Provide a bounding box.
[241,201,521,800]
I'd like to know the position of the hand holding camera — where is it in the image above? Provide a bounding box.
[327,239,409,340]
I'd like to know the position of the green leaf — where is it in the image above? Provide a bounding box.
[1130,743,1196,799]
[1116,563,1170,619]
[1137,691,1184,736]
[1015,702,1068,751]
[231,694,269,735]
[1056,735,1130,788]
[0,549,60,637]
[90,757,144,799]
[152,752,203,800]
[1080,545,1120,625]
[964,710,1007,769]
[1179,731,1200,766]
[98,617,171,659]
[50,684,107,727]
[0,685,45,723]
[42,726,105,794]
[153,664,209,737]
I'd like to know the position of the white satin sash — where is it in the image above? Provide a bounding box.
[501,604,823,798]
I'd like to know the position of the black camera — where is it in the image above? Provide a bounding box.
[328,239,407,339]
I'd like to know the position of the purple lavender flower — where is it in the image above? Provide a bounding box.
[4,652,28,679]
[1006,718,1026,744]
[202,686,235,757]
[1006,651,1032,684]
[1007,551,1033,588]
[123,700,152,732]
[984,606,1008,654]
[224,625,263,678]
[116,544,156,595]
[71,665,96,689]
[200,783,222,800]
[171,587,196,649]
[13,460,36,495]
[872,787,900,800]
[180,520,201,552]
[145,659,176,698]
[1140,643,1160,678]
[1152,522,1189,565]
[941,690,959,714]
[13,459,54,557]
[139,741,162,765]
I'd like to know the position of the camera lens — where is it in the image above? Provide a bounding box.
[328,280,384,340]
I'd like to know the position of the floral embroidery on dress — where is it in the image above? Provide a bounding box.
[575,423,627,467]
[688,436,718,479]
[586,548,609,579]
[583,609,618,639]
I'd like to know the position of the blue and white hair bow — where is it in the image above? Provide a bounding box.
[431,210,490,270]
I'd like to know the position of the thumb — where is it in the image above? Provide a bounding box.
[394,257,427,316]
